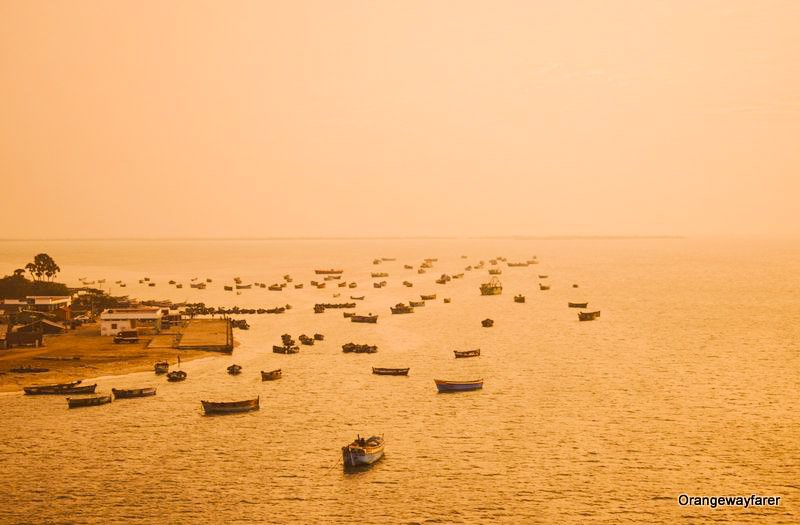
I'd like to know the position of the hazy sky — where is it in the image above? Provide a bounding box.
[1,1,798,239]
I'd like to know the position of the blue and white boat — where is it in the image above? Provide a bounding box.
[434,379,484,393]
[342,435,385,468]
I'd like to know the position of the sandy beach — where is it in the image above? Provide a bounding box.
[0,323,215,393]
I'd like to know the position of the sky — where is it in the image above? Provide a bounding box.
[1,0,798,239]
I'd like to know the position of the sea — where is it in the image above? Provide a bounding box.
[0,238,797,524]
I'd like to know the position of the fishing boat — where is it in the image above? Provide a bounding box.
[568,302,588,308]
[481,318,494,327]
[538,275,548,279]
[390,303,414,314]
[342,435,385,468]
[404,264,413,269]
[268,284,283,291]
[371,272,389,278]
[454,349,481,358]
[408,300,425,307]
[295,284,304,289]
[507,262,529,267]
[434,379,484,392]
[403,281,413,287]
[112,387,156,399]
[381,257,396,261]
[314,333,325,341]
[299,335,315,345]
[350,295,365,300]
[154,361,169,374]
[201,397,260,415]
[343,311,355,318]
[166,370,187,382]
[348,282,357,288]
[479,277,502,296]
[236,284,252,290]
[351,314,378,323]
[488,268,502,275]
[514,294,525,303]
[24,382,96,396]
[342,343,378,354]
[227,364,243,375]
[224,285,233,291]
[539,283,550,291]
[315,269,344,275]
[10,366,49,374]
[372,367,410,376]
[572,284,579,288]
[67,395,112,409]
[579,311,601,321]
[420,294,436,300]
[261,369,282,381]
[443,298,451,303]
[314,304,325,314]
[273,345,300,354]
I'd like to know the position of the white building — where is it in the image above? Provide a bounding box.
[99,307,163,336]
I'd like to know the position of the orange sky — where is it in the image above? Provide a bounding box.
[1,1,798,239]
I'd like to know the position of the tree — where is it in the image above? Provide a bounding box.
[13,268,25,276]
[25,253,60,282]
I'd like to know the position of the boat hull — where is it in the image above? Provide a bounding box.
[201,398,260,415]
[68,395,112,408]
[434,379,484,392]
[342,439,385,468]
[372,367,410,376]
[112,387,156,399]
[25,383,96,395]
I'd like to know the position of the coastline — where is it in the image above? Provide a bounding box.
[0,324,219,393]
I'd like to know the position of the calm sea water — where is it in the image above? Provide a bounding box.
[0,238,798,524]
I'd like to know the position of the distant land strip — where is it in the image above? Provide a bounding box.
[0,235,685,241]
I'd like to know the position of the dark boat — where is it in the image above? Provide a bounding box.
[10,366,49,374]
[538,275,548,279]
[403,281,413,287]
[481,318,494,327]
[351,314,378,323]
[227,364,243,375]
[539,283,550,291]
[579,311,601,321]
[568,302,588,308]
[480,277,502,296]
[454,349,481,358]
[68,395,112,408]
[273,345,300,354]
[343,311,355,318]
[112,387,156,399]
[261,369,282,381]
[313,333,324,341]
[24,382,96,396]
[201,397,260,415]
[315,269,344,275]
[390,303,414,314]
[299,335,315,345]
[268,284,283,291]
[408,300,425,307]
[488,268,502,275]
[434,379,484,392]
[236,284,252,290]
[371,272,389,278]
[514,295,525,303]
[350,295,365,300]
[572,284,579,288]
[314,304,325,314]
[154,361,169,374]
[372,367,410,376]
[348,282,357,288]
[295,284,304,289]
[404,264,413,269]
[224,285,233,291]
[166,370,187,382]
[342,435,385,468]
[420,294,437,300]
[443,298,451,303]
[342,343,378,354]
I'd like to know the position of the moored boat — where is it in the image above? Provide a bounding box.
[420,294,436,300]
[350,295,365,300]
[372,367,410,376]
[390,303,414,314]
[539,283,550,291]
[454,349,480,358]
[154,361,169,374]
[227,364,243,375]
[351,314,378,323]
[112,387,156,399]
[479,277,502,296]
[578,311,601,321]
[67,395,112,408]
[261,369,282,381]
[166,370,187,382]
[481,318,494,327]
[315,269,344,275]
[201,397,260,415]
[24,382,95,396]
[568,302,588,308]
[408,300,425,307]
[434,379,484,392]
[273,345,300,354]
[342,435,385,468]
[514,294,525,303]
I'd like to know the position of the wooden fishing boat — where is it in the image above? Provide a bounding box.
[24,382,95,396]
[390,303,414,314]
[342,435,385,468]
[201,397,260,415]
[371,272,389,278]
[403,281,413,287]
[10,366,49,374]
[539,283,550,291]
[568,302,588,308]
[514,294,525,303]
[381,257,396,261]
[434,379,484,392]
[236,284,252,290]
[315,269,344,275]
[579,311,601,321]
[227,364,243,375]
[342,343,378,354]
[112,387,156,399]
[372,367,410,376]
[488,268,502,275]
[454,349,481,358]
[166,370,187,382]
[268,284,282,291]
[480,277,502,296]
[572,284,579,288]
[343,311,355,318]
[481,318,494,327]
[273,345,300,354]
[261,369,282,381]
[420,294,436,300]
[299,335,315,345]
[348,282,357,288]
[408,300,425,307]
[314,333,324,341]
[68,395,112,408]
[154,361,169,374]
[538,275,548,279]
[507,262,529,267]
[443,298,451,303]
[404,264,413,269]
[351,314,378,323]
[350,295,365,300]
[224,285,233,291]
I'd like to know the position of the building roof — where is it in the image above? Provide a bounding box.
[100,307,163,321]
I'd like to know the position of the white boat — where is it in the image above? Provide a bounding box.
[342,435,385,468]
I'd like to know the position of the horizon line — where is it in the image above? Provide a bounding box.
[0,235,688,242]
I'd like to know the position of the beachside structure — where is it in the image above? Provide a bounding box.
[99,307,163,336]
[0,296,72,321]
